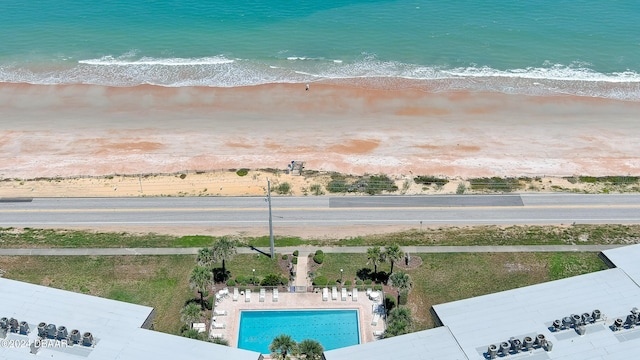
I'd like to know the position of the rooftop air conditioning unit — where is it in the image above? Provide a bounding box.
[500,341,510,355]
[37,322,47,337]
[592,309,602,321]
[535,334,547,347]
[9,318,19,332]
[82,332,94,347]
[571,314,582,327]
[523,336,534,350]
[0,317,8,329]
[487,344,498,359]
[46,324,57,338]
[613,318,624,331]
[70,329,82,344]
[57,326,68,340]
[19,321,30,335]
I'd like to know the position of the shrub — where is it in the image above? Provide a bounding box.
[327,178,349,193]
[179,173,187,179]
[226,279,236,286]
[456,182,466,194]
[313,249,324,264]
[204,297,213,310]
[469,177,521,192]
[327,280,337,286]
[236,275,246,285]
[364,279,373,285]
[282,254,288,260]
[344,280,352,286]
[365,175,399,195]
[374,285,383,291]
[414,176,449,186]
[356,280,363,285]
[293,250,299,257]
[312,275,328,286]
[384,294,397,313]
[275,182,291,195]
[309,184,325,195]
[292,257,298,265]
[261,274,285,286]
[236,168,249,177]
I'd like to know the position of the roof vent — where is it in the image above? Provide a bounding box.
[592,309,601,320]
[82,332,94,347]
[19,321,30,335]
[562,316,572,328]
[581,313,592,324]
[487,344,498,359]
[46,324,57,338]
[535,334,547,347]
[0,317,8,329]
[37,322,47,337]
[57,326,68,340]
[510,337,522,353]
[552,319,562,330]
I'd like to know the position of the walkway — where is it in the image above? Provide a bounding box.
[294,254,309,288]
[0,245,624,256]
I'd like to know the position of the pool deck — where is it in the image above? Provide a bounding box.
[209,287,386,349]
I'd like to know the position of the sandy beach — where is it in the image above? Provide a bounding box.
[1,81,639,184]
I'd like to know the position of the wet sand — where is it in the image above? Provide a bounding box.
[1,82,639,180]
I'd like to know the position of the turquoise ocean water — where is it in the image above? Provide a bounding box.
[1,0,639,99]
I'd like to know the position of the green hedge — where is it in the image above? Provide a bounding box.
[313,275,328,286]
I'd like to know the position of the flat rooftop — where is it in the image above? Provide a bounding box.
[0,277,260,360]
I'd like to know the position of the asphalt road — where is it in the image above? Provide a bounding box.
[1,194,640,229]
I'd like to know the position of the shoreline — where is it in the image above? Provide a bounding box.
[2,82,639,182]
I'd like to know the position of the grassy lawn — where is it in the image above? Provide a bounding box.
[0,253,288,335]
[2,224,640,248]
[0,255,195,334]
[311,252,608,330]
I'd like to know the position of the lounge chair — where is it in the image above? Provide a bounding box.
[332,286,338,300]
[233,287,239,302]
[371,313,380,326]
[245,289,251,302]
[212,322,225,329]
[341,288,347,301]
[273,288,279,302]
[259,288,266,302]
[210,333,224,339]
[352,288,358,301]
[322,287,329,301]
[213,309,227,316]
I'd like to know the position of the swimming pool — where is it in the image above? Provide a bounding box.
[238,309,360,354]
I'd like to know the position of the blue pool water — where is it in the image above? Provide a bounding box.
[238,309,360,354]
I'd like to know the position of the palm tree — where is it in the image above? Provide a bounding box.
[389,271,411,305]
[212,237,237,280]
[366,246,383,274]
[180,302,203,326]
[297,339,324,360]
[385,307,413,337]
[269,334,296,360]
[384,244,404,275]
[197,247,215,268]
[190,265,212,308]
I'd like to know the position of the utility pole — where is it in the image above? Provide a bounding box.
[267,179,275,258]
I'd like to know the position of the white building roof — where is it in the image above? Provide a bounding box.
[602,243,640,286]
[324,326,467,360]
[0,277,260,360]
